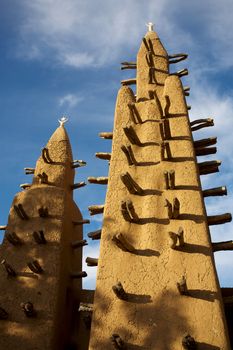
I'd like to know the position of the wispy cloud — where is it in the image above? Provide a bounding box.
[58,93,83,109]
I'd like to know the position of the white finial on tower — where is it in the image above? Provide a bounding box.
[146,22,154,32]
[58,116,69,127]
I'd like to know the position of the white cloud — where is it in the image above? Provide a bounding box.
[58,93,83,109]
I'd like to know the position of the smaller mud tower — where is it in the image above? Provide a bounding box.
[0,120,86,350]
[88,25,231,349]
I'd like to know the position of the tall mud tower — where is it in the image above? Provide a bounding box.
[0,122,86,350]
[89,25,232,349]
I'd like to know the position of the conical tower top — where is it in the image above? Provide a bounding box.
[32,119,75,189]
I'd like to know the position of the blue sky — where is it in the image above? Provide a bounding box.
[1,0,233,289]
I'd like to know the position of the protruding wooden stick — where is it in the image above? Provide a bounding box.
[70,271,87,279]
[123,126,142,146]
[112,233,135,252]
[169,227,184,249]
[21,302,37,317]
[128,103,142,124]
[0,226,7,230]
[14,204,29,220]
[182,334,196,349]
[37,172,48,184]
[173,198,180,219]
[121,145,136,166]
[165,142,172,159]
[168,53,188,64]
[207,213,232,226]
[126,200,139,222]
[198,160,221,175]
[159,122,165,140]
[86,257,98,267]
[24,167,35,175]
[191,118,214,131]
[88,177,108,185]
[27,260,43,274]
[171,68,188,78]
[121,62,137,70]
[71,182,86,190]
[183,86,190,96]
[169,232,178,249]
[212,240,233,252]
[20,183,31,190]
[5,232,22,246]
[202,186,227,198]
[110,334,126,349]
[33,230,46,244]
[121,78,136,86]
[164,119,171,139]
[1,259,17,277]
[99,132,113,139]
[120,172,143,195]
[177,276,188,295]
[71,239,88,248]
[41,147,53,164]
[78,302,93,312]
[87,229,102,240]
[73,219,90,225]
[0,307,8,320]
[142,37,150,51]
[72,160,87,168]
[164,171,169,190]
[194,137,217,148]
[169,170,175,189]
[165,199,173,219]
[38,206,49,218]
[88,205,105,216]
[163,95,171,117]
[195,147,217,156]
[112,282,128,300]
[121,200,139,223]
[95,152,111,160]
